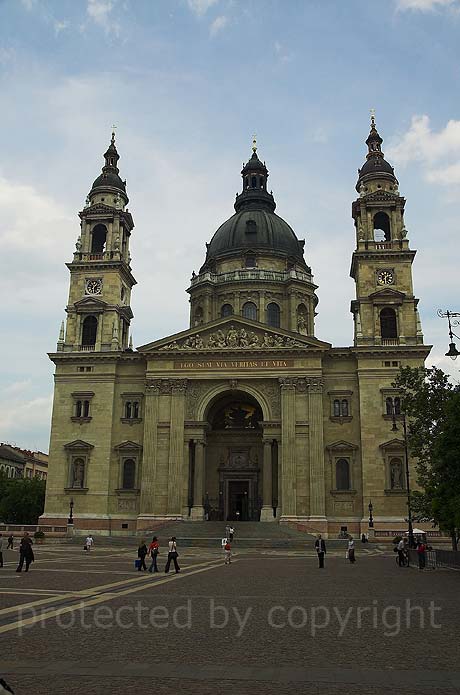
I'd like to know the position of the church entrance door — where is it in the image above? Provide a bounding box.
[227,480,250,521]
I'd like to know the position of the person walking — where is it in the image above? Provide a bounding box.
[165,536,180,574]
[85,535,94,552]
[137,540,148,571]
[397,537,407,567]
[148,536,159,573]
[16,533,34,573]
[6,535,13,550]
[225,524,231,540]
[0,534,3,568]
[229,526,235,542]
[417,540,426,570]
[314,534,326,568]
[224,539,232,565]
[348,537,356,563]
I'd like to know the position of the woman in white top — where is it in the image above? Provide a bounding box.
[164,536,180,574]
[347,537,356,563]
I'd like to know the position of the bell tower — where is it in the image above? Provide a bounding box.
[350,116,424,347]
[58,132,136,353]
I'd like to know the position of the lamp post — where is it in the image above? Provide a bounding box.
[368,500,374,528]
[67,497,74,525]
[391,407,414,548]
[438,309,460,360]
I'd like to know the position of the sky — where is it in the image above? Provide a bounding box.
[0,0,460,452]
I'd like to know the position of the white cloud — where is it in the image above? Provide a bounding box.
[210,15,228,36]
[86,0,120,36]
[54,19,70,35]
[387,115,460,191]
[19,0,37,10]
[187,0,218,15]
[0,393,53,448]
[396,0,457,10]
[0,47,16,66]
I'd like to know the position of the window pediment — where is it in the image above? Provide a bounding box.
[114,440,142,452]
[64,440,94,451]
[326,440,358,452]
[379,438,405,451]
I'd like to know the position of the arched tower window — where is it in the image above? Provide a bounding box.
[122,459,136,489]
[91,224,107,253]
[373,212,391,242]
[380,308,397,340]
[221,304,233,317]
[336,458,350,490]
[82,316,98,347]
[267,303,280,328]
[242,302,257,321]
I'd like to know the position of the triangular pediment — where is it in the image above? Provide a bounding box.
[137,316,331,353]
[114,440,143,452]
[74,296,108,310]
[379,438,405,451]
[326,440,358,451]
[369,288,406,301]
[63,440,94,450]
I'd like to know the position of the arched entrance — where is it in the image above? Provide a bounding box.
[204,391,263,521]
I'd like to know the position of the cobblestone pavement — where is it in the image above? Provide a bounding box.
[0,545,459,695]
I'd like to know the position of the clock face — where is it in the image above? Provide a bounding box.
[85,278,103,295]
[377,270,394,285]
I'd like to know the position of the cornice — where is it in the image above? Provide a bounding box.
[66,260,137,287]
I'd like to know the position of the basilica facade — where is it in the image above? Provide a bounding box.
[41,119,431,536]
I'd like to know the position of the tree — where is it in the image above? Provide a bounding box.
[393,366,460,550]
[0,477,46,525]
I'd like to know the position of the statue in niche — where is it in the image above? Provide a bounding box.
[75,236,82,252]
[72,459,85,488]
[297,312,307,335]
[390,460,404,489]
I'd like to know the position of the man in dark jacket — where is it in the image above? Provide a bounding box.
[16,533,34,573]
[314,534,326,568]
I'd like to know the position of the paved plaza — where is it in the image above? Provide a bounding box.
[0,540,459,694]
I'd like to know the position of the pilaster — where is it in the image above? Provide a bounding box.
[260,438,275,521]
[279,378,297,520]
[138,380,160,521]
[166,379,187,518]
[308,377,326,521]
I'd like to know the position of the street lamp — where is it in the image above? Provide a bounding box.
[67,497,74,525]
[438,309,460,360]
[368,500,374,528]
[391,406,415,548]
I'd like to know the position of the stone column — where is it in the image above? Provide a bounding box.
[191,440,205,520]
[166,379,187,519]
[138,380,160,524]
[260,439,274,521]
[181,440,191,518]
[289,291,297,332]
[308,378,326,523]
[279,378,297,521]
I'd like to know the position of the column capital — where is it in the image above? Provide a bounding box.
[279,377,297,390]
[194,439,206,447]
[306,377,324,393]
[262,438,273,447]
[171,378,187,394]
